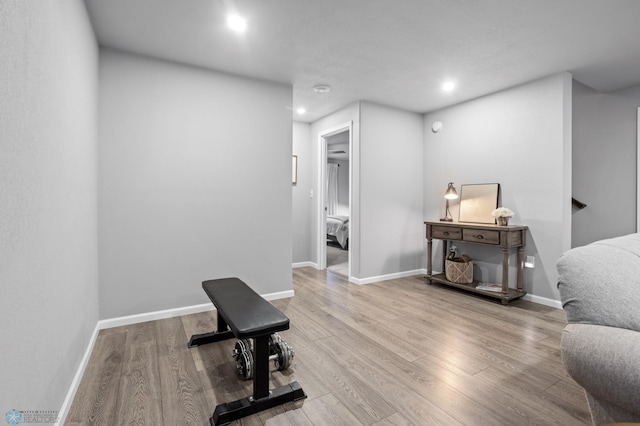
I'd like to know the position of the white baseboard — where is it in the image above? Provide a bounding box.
[56,323,100,425]
[349,269,426,285]
[523,293,562,309]
[292,261,317,269]
[99,303,214,329]
[99,290,295,329]
[262,289,295,301]
[59,288,296,421]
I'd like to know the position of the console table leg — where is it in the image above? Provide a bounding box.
[501,248,509,295]
[517,247,524,291]
[441,240,448,273]
[427,238,432,279]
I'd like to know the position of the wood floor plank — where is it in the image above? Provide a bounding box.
[371,412,413,426]
[115,341,162,424]
[282,329,397,423]
[68,267,590,425]
[66,329,127,425]
[261,407,312,426]
[315,336,464,425]
[155,316,190,358]
[300,393,363,426]
[473,366,592,425]
[413,350,576,425]
[274,301,334,342]
[156,317,210,425]
[318,302,426,363]
[330,332,505,425]
[157,351,210,425]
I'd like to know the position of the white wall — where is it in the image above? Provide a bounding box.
[98,49,293,318]
[572,80,639,247]
[292,121,311,263]
[0,0,99,410]
[359,102,424,278]
[424,73,572,303]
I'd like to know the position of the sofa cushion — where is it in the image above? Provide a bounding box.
[557,233,640,332]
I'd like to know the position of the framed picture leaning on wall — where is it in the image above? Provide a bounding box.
[458,183,500,224]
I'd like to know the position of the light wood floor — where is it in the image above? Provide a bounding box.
[326,244,348,277]
[66,267,591,425]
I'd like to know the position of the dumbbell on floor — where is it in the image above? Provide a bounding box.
[232,333,295,380]
[233,339,254,379]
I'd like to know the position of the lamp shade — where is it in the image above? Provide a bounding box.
[444,182,458,200]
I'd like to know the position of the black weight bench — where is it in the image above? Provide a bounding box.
[188,277,306,425]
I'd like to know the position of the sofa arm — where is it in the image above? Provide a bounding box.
[562,324,640,420]
[557,234,640,331]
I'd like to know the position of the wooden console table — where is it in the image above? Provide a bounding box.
[424,221,528,305]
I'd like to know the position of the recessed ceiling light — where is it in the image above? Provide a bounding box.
[442,81,455,92]
[313,85,331,93]
[296,107,306,114]
[227,14,247,32]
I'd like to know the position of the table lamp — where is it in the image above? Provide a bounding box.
[440,182,458,222]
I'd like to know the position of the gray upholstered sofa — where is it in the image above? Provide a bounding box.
[557,233,640,425]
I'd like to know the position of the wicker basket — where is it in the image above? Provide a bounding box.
[445,255,473,284]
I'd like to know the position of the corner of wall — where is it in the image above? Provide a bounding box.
[562,72,573,253]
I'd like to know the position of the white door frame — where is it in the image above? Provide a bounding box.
[317,121,353,275]
[637,108,639,231]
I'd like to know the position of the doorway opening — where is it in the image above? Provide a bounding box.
[318,122,352,278]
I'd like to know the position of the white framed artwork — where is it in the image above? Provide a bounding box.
[458,183,500,224]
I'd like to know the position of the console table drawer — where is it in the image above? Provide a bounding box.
[431,226,462,240]
[463,228,500,245]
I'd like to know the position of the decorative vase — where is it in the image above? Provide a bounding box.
[497,216,509,226]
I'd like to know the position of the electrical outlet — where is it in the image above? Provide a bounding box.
[525,256,535,268]
[309,189,313,198]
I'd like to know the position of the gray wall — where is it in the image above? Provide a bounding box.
[424,73,573,303]
[359,101,424,278]
[306,102,426,280]
[98,49,293,318]
[292,121,312,263]
[0,0,99,409]
[572,80,639,247]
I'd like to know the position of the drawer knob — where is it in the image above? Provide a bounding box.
[443,231,450,236]
[475,234,484,239]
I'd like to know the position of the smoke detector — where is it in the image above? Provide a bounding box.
[313,85,331,93]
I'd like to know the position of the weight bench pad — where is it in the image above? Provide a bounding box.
[202,278,289,339]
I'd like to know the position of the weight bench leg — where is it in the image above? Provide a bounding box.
[253,335,270,399]
[211,382,306,426]
[187,311,234,347]
[210,335,307,425]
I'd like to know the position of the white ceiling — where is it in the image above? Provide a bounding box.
[85,0,640,122]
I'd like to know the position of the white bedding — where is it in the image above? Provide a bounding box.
[327,215,349,249]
